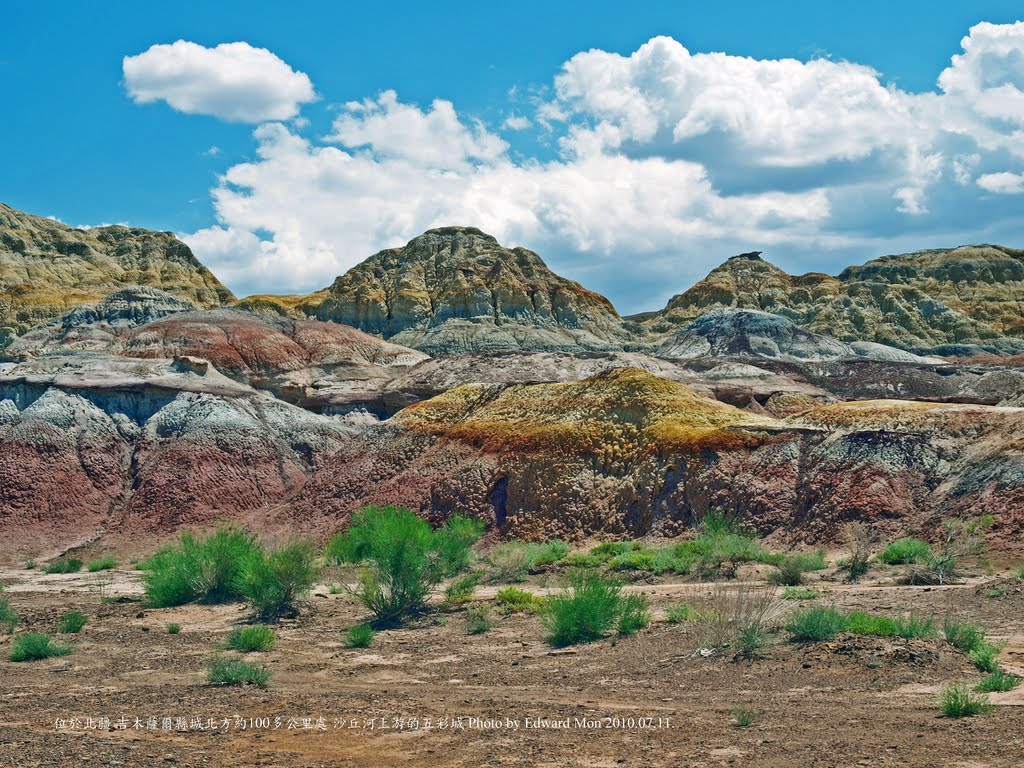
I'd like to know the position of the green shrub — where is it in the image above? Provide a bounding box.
[984,588,1004,599]
[780,587,818,600]
[768,556,808,586]
[24,559,36,570]
[787,606,845,642]
[731,705,757,727]
[334,506,481,622]
[464,605,492,635]
[902,518,990,585]
[616,594,651,637]
[483,542,531,582]
[975,669,1021,693]
[542,571,624,647]
[609,548,657,571]
[226,626,276,652]
[843,611,935,639]
[943,618,984,653]
[142,527,260,607]
[9,632,72,662]
[205,655,270,688]
[969,641,1004,673]
[939,684,991,717]
[345,624,375,648]
[238,542,319,620]
[445,573,481,604]
[590,541,635,560]
[166,623,182,635]
[87,556,118,572]
[665,604,697,623]
[58,611,87,634]
[495,586,545,614]
[526,540,570,568]
[0,599,19,633]
[878,538,932,565]
[561,553,604,568]
[432,516,486,576]
[43,559,83,574]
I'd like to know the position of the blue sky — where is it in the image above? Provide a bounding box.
[3,1,1024,313]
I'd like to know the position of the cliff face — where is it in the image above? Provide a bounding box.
[641,247,1024,355]
[0,203,234,346]
[251,227,634,354]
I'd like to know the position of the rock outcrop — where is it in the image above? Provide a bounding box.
[0,203,234,347]
[288,368,1024,549]
[0,354,353,556]
[640,247,1024,355]
[250,227,634,353]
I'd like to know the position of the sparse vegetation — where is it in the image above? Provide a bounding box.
[58,611,87,634]
[0,599,18,633]
[787,605,846,643]
[696,583,783,656]
[445,572,481,604]
[226,625,276,652]
[464,605,492,635]
[939,684,991,718]
[665,603,697,623]
[9,632,72,662]
[205,655,270,688]
[780,586,818,600]
[484,540,570,582]
[238,542,319,620]
[330,507,483,622]
[943,618,984,653]
[969,641,1004,673]
[878,538,931,565]
[495,586,545,614]
[975,669,1021,693]
[142,527,259,607]
[166,623,181,635]
[43,559,83,575]
[542,571,628,647]
[345,624,375,648]
[902,517,990,585]
[24,559,36,570]
[616,593,651,637]
[839,522,875,582]
[731,705,758,727]
[87,556,118,572]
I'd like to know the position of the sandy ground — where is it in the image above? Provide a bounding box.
[1,565,1023,768]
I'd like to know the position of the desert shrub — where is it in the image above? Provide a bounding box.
[780,587,818,600]
[788,605,845,643]
[839,523,875,582]
[609,548,657,571]
[432,516,487,576]
[768,556,809,586]
[24,559,36,570]
[1016,567,1024,580]
[334,506,480,622]
[87,556,118,572]
[616,594,651,637]
[445,573,481,604]
[142,527,260,607]
[696,583,783,656]
[226,626,276,652]
[483,542,531,582]
[58,611,87,634]
[590,541,635,560]
[542,571,625,647]
[665,604,697,623]
[903,518,990,585]
[676,514,770,580]
[9,632,72,662]
[43,559,83,575]
[238,542,319,620]
[495,586,545,614]
[0,599,19,633]
[731,705,757,727]
[166,623,181,635]
[878,538,931,565]
[984,588,1004,599]
[939,684,990,718]
[205,655,270,688]
[526,540,570,568]
[464,605,492,635]
[942,618,984,653]
[969,641,1004,673]
[976,669,1021,693]
[345,623,375,648]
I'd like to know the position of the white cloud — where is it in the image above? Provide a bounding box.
[977,171,1024,194]
[502,114,532,131]
[325,90,507,169]
[179,23,1024,311]
[123,40,316,122]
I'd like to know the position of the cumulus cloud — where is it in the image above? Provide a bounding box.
[123,40,316,122]
[178,22,1024,311]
